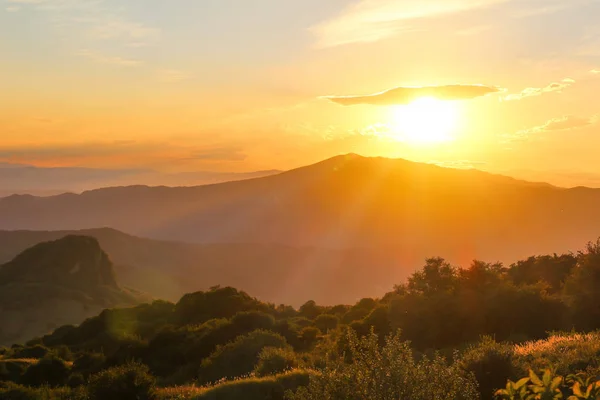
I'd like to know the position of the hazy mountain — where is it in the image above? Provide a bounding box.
[0,154,598,271]
[0,228,405,306]
[0,235,149,345]
[0,163,281,196]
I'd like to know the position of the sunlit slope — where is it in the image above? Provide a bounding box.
[0,154,598,266]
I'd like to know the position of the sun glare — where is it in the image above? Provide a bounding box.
[390,97,460,144]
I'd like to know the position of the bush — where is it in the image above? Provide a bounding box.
[199,330,288,383]
[314,314,338,334]
[195,370,313,400]
[72,352,106,377]
[87,361,157,400]
[298,328,319,350]
[287,329,478,400]
[0,382,38,400]
[13,345,50,360]
[20,355,70,387]
[460,336,517,400]
[254,347,299,377]
[0,360,33,383]
[67,372,86,388]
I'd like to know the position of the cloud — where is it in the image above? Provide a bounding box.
[324,84,500,106]
[592,69,600,74]
[505,114,598,142]
[6,0,159,45]
[310,0,510,47]
[0,141,248,166]
[503,78,574,101]
[78,49,141,66]
[5,5,20,12]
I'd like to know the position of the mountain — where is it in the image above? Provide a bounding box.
[0,154,599,273]
[0,228,405,306]
[0,163,281,197]
[0,235,149,345]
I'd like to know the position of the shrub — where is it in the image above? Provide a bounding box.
[199,330,288,383]
[254,347,299,377]
[20,355,70,387]
[87,361,157,400]
[314,314,338,334]
[195,370,313,400]
[460,336,517,400]
[72,352,106,377]
[0,382,88,400]
[298,327,319,350]
[67,372,86,388]
[13,345,50,360]
[0,359,34,383]
[0,382,38,400]
[287,329,478,400]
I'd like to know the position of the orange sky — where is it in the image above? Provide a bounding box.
[2,0,600,187]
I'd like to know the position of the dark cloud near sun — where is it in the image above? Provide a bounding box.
[323,84,500,106]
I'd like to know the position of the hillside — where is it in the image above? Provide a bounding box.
[0,154,599,271]
[0,228,405,305]
[3,239,600,400]
[0,236,150,345]
[0,162,281,197]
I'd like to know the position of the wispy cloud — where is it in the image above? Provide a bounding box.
[592,69,600,74]
[78,49,141,66]
[324,84,500,106]
[0,141,248,167]
[505,114,598,142]
[310,0,509,47]
[503,78,574,101]
[6,0,160,45]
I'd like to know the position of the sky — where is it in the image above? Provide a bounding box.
[1,0,600,187]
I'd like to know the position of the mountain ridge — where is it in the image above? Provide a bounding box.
[0,154,598,274]
[0,235,149,345]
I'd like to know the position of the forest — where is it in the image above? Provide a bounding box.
[3,239,600,399]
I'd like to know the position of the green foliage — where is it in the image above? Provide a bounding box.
[287,329,478,400]
[72,352,106,378]
[460,336,518,400]
[0,381,88,400]
[13,345,50,360]
[254,347,299,377]
[20,355,70,388]
[193,370,313,400]
[0,359,33,383]
[174,287,270,326]
[199,330,289,384]
[314,314,338,334]
[87,361,157,400]
[494,368,600,400]
[512,332,600,376]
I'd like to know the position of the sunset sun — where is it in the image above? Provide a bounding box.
[390,97,460,144]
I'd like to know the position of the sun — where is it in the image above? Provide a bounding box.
[389,97,460,144]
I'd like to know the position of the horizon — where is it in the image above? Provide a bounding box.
[2,0,600,190]
[0,153,577,198]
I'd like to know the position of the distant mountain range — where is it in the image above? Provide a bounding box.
[1,154,599,306]
[0,162,281,196]
[0,235,149,345]
[0,228,404,306]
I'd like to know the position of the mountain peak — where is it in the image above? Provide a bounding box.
[0,235,118,290]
